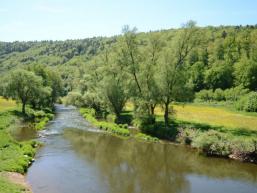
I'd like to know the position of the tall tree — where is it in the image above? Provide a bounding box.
[4,69,44,114]
[140,32,163,116]
[157,21,199,127]
[100,48,129,122]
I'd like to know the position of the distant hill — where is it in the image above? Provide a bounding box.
[1,25,257,92]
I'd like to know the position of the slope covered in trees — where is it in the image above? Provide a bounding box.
[1,24,257,92]
[1,23,257,120]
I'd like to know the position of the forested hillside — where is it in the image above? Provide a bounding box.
[1,23,257,117]
[1,24,257,93]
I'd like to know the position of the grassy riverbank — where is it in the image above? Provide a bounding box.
[0,175,27,193]
[0,97,54,193]
[152,104,257,162]
[79,108,158,142]
[102,102,257,163]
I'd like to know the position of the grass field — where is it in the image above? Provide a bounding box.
[154,104,257,132]
[0,97,16,112]
[125,102,257,139]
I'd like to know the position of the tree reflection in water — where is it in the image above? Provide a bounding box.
[64,129,257,193]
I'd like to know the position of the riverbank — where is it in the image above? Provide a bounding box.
[79,108,158,142]
[0,172,32,193]
[0,97,54,193]
[79,106,257,164]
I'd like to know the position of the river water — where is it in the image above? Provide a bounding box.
[22,105,257,193]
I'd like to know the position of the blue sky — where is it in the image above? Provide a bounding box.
[0,0,257,41]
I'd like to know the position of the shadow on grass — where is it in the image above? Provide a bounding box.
[118,111,133,125]
[116,110,257,140]
[8,110,34,121]
[175,119,257,137]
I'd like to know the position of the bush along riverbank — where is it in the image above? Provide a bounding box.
[141,118,257,164]
[79,108,158,142]
[0,107,54,193]
[80,107,257,164]
[176,125,257,163]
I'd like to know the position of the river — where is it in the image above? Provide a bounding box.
[19,105,257,193]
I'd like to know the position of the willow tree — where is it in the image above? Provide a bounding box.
[4,69,44,114]
[141,32,163,116]
[117,26,163,123]
[157,21,200,127]
[100,47,129,122]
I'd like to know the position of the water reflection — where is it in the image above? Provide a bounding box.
[11,126,38,141]
[26,105,257,193]
[64,129,257,193]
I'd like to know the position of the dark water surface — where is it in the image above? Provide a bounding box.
[24,105,257,193]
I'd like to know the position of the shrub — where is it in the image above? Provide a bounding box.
[192,130,232,156]
[195,86,250,103]
[235,92,257,112]
[140,122,177,140]
[64,92,84,107]
[224,86,249,101]
[244,92,257,112]
[195,89,213,102]
[132,114,156,129]
[80,108,130,137]
[35,117,49,130]
[106,114,116,123]
[213,88,225,101]
[135,133,159,142]
[177,128,200,145]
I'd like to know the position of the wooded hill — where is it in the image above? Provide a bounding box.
[1,24,257,94]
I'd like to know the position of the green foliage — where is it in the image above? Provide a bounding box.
[178,127,257,157]
[0,112,16,130]
[24,108,53,130]
[140,122,177,140]
[234,58,257,90]
[204,61,233,89]
[27,64,64,108]
[80,108,130,137]
[134,133,159,142]
[195,89,214,102]
[195,86,250,103]
[3,69,44,114]
[192,130,232,156]
[189,61,205,91]
[244,92,257,112]
[0,130,36,173]
[64,92,84,107]
[0,176,25,193]
[2,67,62,114]
[106,114,116,123]
[2,24,257,130]
[224,86,249,101]
[236,92,257,112]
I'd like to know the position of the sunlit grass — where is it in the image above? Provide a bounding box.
[0,97,16,112]
[154,104,257,131]
[0,175,25,193]
[125,102,257,132]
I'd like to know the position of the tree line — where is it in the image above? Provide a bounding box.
[67,21,257,128]
[1,21,257,126]
[0,65,63,114]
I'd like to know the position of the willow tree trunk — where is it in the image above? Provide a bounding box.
[22,102,26,114]
[164,102,169,128]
